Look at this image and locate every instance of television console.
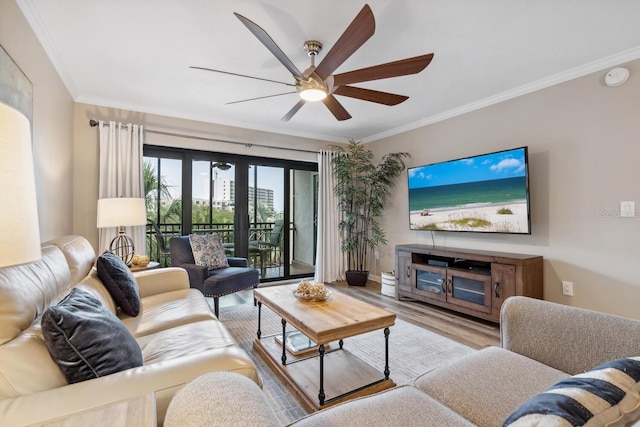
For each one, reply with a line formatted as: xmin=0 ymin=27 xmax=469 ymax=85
xmin=395 ymin=244 xmax=543 ymax=323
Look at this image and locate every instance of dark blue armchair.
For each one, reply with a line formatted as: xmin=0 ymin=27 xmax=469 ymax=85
xmin=169 ymin=236 xmax=259 ymax=318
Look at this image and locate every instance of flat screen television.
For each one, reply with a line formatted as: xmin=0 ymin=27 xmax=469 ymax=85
xmin=407 ymin=146 xmax=531 ymax=234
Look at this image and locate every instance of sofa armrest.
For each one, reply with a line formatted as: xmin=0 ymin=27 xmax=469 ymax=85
xmin=227 ymin=257 xmax=249 ymax=268
xmin=0 ymin=347 xmax=260 ymax=427
xmin=165 ymin=372 xmax=280 ymax=427
xmin=133 ymin=267 xmax=189 ymax=298
xmin=500 ymin=296 xmax=640 ymax=375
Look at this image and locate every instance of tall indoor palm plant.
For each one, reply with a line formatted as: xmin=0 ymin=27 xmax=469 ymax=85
xmin=332 ymin=140 xmax=409 ymax=286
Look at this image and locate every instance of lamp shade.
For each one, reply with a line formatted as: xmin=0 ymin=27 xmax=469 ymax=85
xmin=0 ymin=102 xmax=41 ymax=268
xmin=97 ymin=198 xmax=147 ymax=228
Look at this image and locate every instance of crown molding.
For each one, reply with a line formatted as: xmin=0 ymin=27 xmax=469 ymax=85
xmin=362 ymin=46 xmax=640 ymax=144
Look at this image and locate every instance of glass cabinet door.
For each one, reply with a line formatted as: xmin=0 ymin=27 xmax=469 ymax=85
xmin=447 ymin=269 xmax=492 ymax=314
xmin=412 ymin=264 xmax=447 ymax=302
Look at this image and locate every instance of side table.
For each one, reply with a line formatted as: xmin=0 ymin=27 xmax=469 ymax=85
xmin=130 ymin=261 xmax=160 ymax=272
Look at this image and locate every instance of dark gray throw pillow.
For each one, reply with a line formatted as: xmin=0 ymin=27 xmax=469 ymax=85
xmin=96 ymin=251 xmax=141 ymax=316
xmin=41 ymin=288 xmax=143 ymax=384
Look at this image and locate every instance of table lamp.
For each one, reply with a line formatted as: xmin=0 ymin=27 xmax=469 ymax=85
xmin=0 ymin=102 xmax=41 ymax=268
xmin=97 ymin=197 xmax=146 ymax=265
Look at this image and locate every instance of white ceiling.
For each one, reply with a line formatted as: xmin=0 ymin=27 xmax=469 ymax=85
xmin=18 ymin=0 xmax=640 ymax=142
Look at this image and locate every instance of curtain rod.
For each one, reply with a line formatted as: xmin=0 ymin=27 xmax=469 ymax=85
xmin=88 ymin=119 xmax=319 ymax=154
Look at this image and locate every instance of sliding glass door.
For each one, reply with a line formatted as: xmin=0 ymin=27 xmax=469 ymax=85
xmin=246 ymin=164 xmax=317 ymax=280
xmin=143 ymin=146 xmax=317 ymax=282
xmin=290 ymin=168 xmax=317 ymax=277
xmin=248 ymin=165 xmax=284 ymax=280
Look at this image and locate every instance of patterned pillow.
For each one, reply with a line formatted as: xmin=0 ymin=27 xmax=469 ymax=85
xmin=189 ymin=234 xmax=229 ymax=270
xmin=503 ymin=357 xmax=640 ymax=427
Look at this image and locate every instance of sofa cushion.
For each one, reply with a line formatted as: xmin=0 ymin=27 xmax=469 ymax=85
xmin=137 ymin=320 xmax=237 ymax=363
xmin=75 ymin=270 xmax=118 ymax=314
xmin=291 ymin=385 xmax=475 ymax=427
xmin=189 ymin=234 xmax=229 ymax=270
xmin=45 ymin=235 xmax=96 ymax=285
xmin=0 ymin=244 xmax=71 ymax=346
xmin=503 ymin=357 xmax=640 ymax=427
xmin=119 ymin=289 xmax=216 ymax=338
xmin=414 ymin=346 xmax=569 ymax=427
xmin=96 ymin=251 xmax=141 ymax=316
xmin=203 ymin=267 xmax=259 ymax=297
xmin=41 ymin=288 xmax=143 ymax=384
xmin=500 ymin=296 xmax=640 ymax=376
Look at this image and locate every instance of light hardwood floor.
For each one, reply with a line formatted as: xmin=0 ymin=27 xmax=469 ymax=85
xmin=219 ymin=281 xmax=500 ymax=350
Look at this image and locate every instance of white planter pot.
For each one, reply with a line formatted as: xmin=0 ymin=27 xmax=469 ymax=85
xmin=381 ymin=271 xmax=396 ymax=297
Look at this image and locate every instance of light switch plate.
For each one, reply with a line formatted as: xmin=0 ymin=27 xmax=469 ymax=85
xmin=621 ymin=201 xmax=635 ymax=217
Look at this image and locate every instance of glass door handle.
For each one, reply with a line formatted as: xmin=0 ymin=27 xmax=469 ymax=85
xmin=494 ymin=281 xmax=500 ymax=298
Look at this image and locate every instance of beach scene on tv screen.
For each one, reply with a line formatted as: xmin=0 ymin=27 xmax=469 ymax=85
xmin=408 ymin=148 xmax=530 ymax=233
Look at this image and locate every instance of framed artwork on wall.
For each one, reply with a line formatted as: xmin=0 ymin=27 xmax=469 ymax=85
xmin=0 ymin=43 xmax=33 ymax=127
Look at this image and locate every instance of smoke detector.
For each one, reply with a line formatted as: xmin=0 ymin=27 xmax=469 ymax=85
xmin=605 ymin=67 xmax=630 ymax=87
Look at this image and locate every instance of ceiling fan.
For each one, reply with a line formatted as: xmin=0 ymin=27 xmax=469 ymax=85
xmin=191 ymin=4 xmax=434 ymax=122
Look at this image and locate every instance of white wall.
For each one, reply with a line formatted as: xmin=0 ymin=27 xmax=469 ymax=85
xmin=0 ymin=0 xmax=74 ymax=242
xmin=370 ymin=59 xmax=640 ymax=319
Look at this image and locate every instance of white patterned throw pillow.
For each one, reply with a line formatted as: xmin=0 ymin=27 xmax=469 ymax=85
xmin=503 ymin=357 xmax=640 ymax=427
xmin=189 ymin=234 xmax=229 ymax=270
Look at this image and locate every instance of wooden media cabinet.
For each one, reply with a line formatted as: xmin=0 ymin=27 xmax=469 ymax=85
xmin=395 ymin=244 xmax=543 ymax=323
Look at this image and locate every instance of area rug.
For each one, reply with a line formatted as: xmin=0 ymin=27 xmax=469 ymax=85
xmin=217 ymin=301 xmax=476 ymax=425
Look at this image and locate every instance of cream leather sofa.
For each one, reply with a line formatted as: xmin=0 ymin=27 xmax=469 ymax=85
xmin=0 ymin=235 xmax=260 ymax=426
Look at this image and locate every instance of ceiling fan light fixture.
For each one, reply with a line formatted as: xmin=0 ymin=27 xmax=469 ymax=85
xmin=299 ymin=88 xmax=327 ymax=102
xmin=216 ymin=5 xmax=432 ymax=121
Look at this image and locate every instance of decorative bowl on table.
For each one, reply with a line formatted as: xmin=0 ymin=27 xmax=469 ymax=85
xmin=293 ymin=281 xmax=332 ymax=301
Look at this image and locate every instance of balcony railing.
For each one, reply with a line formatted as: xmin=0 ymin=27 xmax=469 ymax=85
xmin=145 ymin=222 xmax=284 ymax=275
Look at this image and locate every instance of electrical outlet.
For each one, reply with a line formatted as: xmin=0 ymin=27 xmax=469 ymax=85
xmin=374 ymin=250 xmax=380 ymax=260
xmin=562 ymin=281 xmax=574 ymax=296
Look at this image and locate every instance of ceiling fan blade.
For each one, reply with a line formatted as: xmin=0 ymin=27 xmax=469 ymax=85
xmin=332 ymin=54 xmax=434 ymax=87
xmin=313 ymin=4 xmax=375 ymax=81
xmin=227 ymin=91 xmax=298 ymax=105
xmin=322 ymin=95 xmax=352 ymax=121
xmin=333 ymin=86 xmax=408 ymax=106
xmin=234 ymin=13 xmax=304 ymax=80
xmin=190 ymin=66 xmax=295 ymax=87
xmin=281 ymin=99 xmax=306 ymax=122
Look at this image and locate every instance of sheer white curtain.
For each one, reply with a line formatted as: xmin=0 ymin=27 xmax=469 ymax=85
xmin=314 ymin=150 xmax=345 ymax=283
xmin=98 ymin=121 xmax=145 ymax=254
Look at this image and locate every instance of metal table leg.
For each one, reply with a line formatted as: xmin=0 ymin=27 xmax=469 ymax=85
xmin=384 ymin=327 xmax=390 ymax=379
xmin=256 ymin=301 xmax=262 ymax=339
xmin=281 ymin=318 xmax=287 ymax=365
xmin=318 ymin=344 xmax=326 ymax=406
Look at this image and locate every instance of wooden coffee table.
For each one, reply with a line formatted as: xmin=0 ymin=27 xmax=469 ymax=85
xmin=253 ymin=285 xmax=396 ymax=412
